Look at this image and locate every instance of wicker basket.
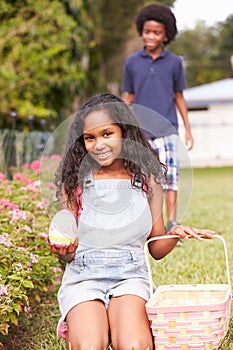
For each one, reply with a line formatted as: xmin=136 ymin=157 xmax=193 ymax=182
xmin=144 ymin=234 xmax=232 ymax=350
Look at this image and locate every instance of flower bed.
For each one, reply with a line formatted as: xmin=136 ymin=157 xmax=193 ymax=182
xmin=0 ymin=161 xmax=61 ymax=335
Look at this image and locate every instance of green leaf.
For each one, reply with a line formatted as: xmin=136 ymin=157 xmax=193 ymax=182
xmin=22 ymin=280 xmax=34 ymax=289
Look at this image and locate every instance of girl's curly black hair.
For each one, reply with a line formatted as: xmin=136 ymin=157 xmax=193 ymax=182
xmin=54 ymin=93 xmax=167 ymax=209
xmin=136 ymin=3 xmax=177 ymax=44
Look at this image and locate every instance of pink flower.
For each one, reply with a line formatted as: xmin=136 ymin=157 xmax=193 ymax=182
xmin=30 ymin=160 xmax=41 ymax=169
xmin=30 ymin=253 xmax=39 ymax=264
xmin=13 ymin=172 xmax=23 ymax=180
xmin=21 ymin=225 xmax=32 ymax=233
xmin=26 ymin=261 xmax=32 ymax=270
xmin=30 ymin=160 xmax=41 ymax=174
xmin=35 ymin=201 xmax=45 ymax=210
xmin=40 ymin=155 xmax=49 ymax=161
xmin=21 ymin=163 xmax=30 ymax=169
xmin=0 ymin=200 xmax=19 ymax=210
xmin=13 ymin=173 xmax=32 ymax=185
xmin=0 ymin=284 xmax=8 ymax=296
xmin=0 ymin=234 xmax=11 ymax=247
xmin=24 ymin=306 xmax=31 ymax=313
xmin=50 ymin=154 xmax=62 ymax=160
xmin=38 ymin=232 xmax=48 ymax=240
xmin=9 ymin=209 xmax=29 ymax=224
xmin=0 ymin=173 xmax=5 ymax=180
xmin=17 ymin=247 xmax=26 ymax=252
xmin=15 ymin=263 xmax=23 ymax=271
xmin=7 ymin=186 xmax=12 ymax=194
xmin=47 ymin=182 xmax=56 ymax=189
xmin=24 ymin=306 xmax=33 ymax=317
xmin=25 ymin=183 xmax=40 ymax=193
xmin=50 ymin=266 xmax=63 ymax=273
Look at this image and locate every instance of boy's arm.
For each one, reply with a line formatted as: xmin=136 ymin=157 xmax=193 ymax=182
xmin=175 ymin=91 xmax=194 ymax=150
xmin=122 ymin=92 xmax=135 ymax=105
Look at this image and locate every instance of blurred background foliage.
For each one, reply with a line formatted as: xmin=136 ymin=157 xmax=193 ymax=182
xmin=0 ymin=0 xmax=232 ymax=129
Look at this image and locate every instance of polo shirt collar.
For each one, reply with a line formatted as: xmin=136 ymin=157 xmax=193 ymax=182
xmin=140 ymin=48 xmax=167 ymax=59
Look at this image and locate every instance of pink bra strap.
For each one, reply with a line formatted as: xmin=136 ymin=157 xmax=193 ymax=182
xmin=77 ymin=186 xmax=82 ymax=220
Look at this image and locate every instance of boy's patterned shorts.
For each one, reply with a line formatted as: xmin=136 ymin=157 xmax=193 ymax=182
xmin=150 ymin=134 xmax=178 ymax=191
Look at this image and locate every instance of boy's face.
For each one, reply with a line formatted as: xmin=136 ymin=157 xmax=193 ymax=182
xmin=142 ymin=20 xmax=168 ymax=54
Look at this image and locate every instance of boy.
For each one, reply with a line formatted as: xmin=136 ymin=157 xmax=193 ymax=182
xmin=122 ymin=3 xmax=194 ymax=231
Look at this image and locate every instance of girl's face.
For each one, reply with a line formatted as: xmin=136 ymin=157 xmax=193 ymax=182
xmin=83 ymin=110 xmax=123 ymax=168
xmin=142 ymin=20 xmax=168 ymax=54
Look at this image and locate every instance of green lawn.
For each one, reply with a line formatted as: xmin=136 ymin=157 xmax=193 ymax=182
xmin=1 ymin=167 xmax=232 ymax=350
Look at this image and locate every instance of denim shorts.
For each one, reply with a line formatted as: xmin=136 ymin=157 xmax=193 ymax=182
xmin=58 ymin=248 xmax=150 ymax=320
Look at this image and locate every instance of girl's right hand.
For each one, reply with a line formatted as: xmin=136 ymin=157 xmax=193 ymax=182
xmin=48 ymin=239 xmax=78 ymax=262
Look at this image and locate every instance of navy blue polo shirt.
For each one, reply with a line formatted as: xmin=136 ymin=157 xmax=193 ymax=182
xmin=122 ymin=49 xmax=187 ymax=137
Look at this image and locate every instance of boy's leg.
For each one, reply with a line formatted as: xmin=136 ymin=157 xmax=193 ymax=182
xmin=163 ymin=134 xmax=179 ymax=226
xmin=66 ymin=300 xmax=109 ymax=350
xmin=108 ymin=295 xmax=153 ymax=350
xmin=150 ymin=135 xmax=179 ymax=226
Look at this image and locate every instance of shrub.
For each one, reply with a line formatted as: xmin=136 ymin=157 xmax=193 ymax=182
xmin=0 ymin=163 xmax=61 ymax=335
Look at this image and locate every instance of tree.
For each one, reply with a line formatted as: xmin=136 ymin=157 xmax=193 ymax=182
xmin=83 ymin=0 xmax=176 ymax=97
xmin=0 ymin=0 xmax=178 ymax=128
xmin=169 ymin=17 xmax=233 ymax=87
xmin=218 ymin=15 xmax=233 ymax=77
xmin=0 ymin=0 xmax=91 ymax=127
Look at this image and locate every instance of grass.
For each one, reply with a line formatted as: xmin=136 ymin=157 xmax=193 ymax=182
xmin=1 ymin=167 xmax=233 ymax=350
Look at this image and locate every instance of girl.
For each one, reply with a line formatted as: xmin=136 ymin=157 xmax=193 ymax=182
xmin=49 ymin=93 xmax=214 ymax=350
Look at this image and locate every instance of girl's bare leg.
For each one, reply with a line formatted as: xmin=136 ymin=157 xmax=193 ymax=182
xmin=66 ymin=300 xmax=109 ymax=350
xmin=108 ymin=295 xmax=153 ymax=350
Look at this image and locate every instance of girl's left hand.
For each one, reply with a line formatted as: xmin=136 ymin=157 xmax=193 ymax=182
xmin=169 ymin=224 xmax=215 ymax=240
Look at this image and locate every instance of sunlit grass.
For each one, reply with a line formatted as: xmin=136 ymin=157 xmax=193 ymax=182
xmin=152 ymin=166 xmax=233 ymax=350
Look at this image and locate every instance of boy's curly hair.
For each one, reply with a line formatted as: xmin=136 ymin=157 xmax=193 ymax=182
xmin=136 ymin=3 xmax=177 ymax=44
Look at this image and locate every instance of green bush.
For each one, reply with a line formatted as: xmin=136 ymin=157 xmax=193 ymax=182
xmin=0 ymin=163 xmax=61 ymax=335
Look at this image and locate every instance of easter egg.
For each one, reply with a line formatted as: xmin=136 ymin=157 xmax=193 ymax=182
xmin=49 ymin=209 xmax=78 ymax=247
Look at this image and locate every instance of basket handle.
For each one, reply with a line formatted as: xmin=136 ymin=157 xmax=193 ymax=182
xmin=144 ymin=234 xmax=232 ymax=298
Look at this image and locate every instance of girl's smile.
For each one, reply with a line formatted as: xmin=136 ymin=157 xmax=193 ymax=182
xmin=83 ymin=111 xmax=123 ymax=168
